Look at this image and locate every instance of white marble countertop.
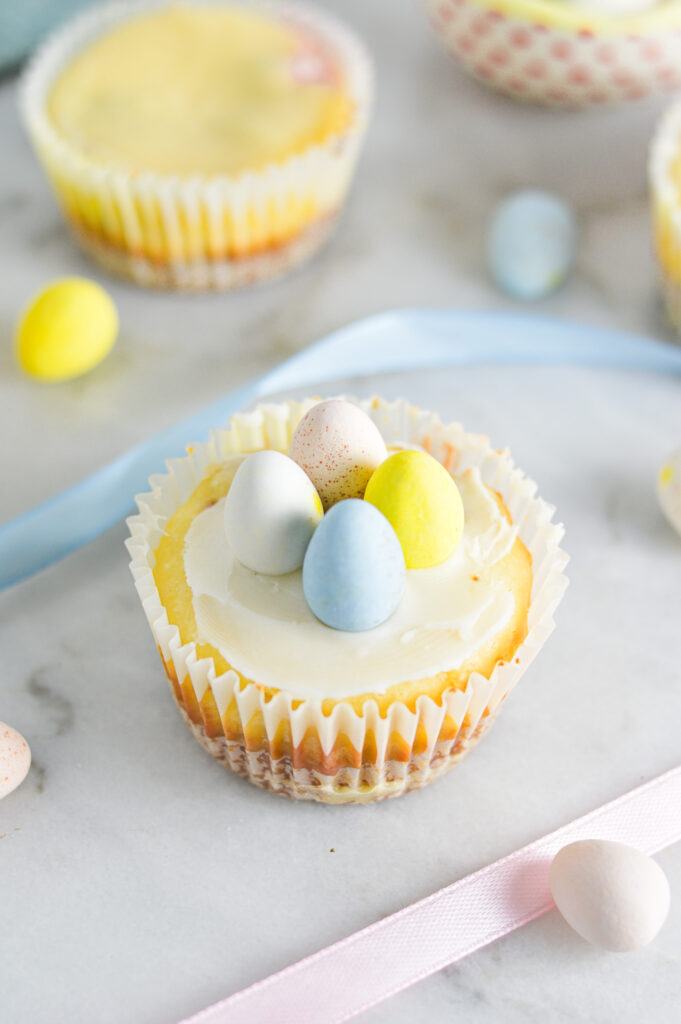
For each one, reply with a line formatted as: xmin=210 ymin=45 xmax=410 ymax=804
xmin=1 ymin=2 xmax=681 ymax=1022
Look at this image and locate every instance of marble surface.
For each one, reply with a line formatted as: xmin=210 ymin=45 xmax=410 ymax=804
xmin=1 ymin=2 xmax=681 ymax=1022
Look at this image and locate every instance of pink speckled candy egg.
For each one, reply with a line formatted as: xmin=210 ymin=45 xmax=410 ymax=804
xmin=289 ymin=400 xmax=388 ymax=510
xmin=0 ymin=722 xmax=31 ymax=799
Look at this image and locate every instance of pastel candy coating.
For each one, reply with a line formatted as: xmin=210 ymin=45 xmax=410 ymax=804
xmin=488 ymin=190 xmax=576 ymax=301
xmin=364 ymin=450 xmax=464 ymax=569
xmin=302 ymin=499 xmax=406 ymax=631
xmin=658 ymin=448 xmax=681 ymax=538
xmin=16 ymin=277 xmax=118 ymax=381
xmin=550 ymin=840 xmax=670 ymax=952
xmin=224 ymin=450 xmax=323 ymax=575
xmin=0 ymin=722 xmax=31 ymax=800
xmin=289 ymin=400 xmax=388 ymax=510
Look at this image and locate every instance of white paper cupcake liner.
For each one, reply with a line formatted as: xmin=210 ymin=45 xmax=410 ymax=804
xmin=649 ymin=100 xmax=681 ymax=333
xmin=126 ymin=397 xmax=569 ymax=803
xmin=20 ymin=0 xmax=373 ymax=291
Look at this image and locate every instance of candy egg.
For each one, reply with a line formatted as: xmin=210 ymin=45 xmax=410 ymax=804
xmin=550 ymin=840 xmax=670 ymax=952
xmin=303 ymin=499 xmax=406 ymax=631
xmin=658 ymin=448 xmax=681 ymax=538
xmin=364 ymin=450 xmax=464 ymax=569
xmin=289 ymin=400 xmax=387 ymax=510
xmin=16 ymin=277 xmax=118 ymax=382
xmin=488 ymin=190 xmax=576 ymax=301
xmin=224 ymin=450 xmax=323 ymax=575
xmin=0 ymin=722 xmax=31 ymax=800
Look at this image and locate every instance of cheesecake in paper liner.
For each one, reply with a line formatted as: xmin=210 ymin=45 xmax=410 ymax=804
xmin=650 ymin=100 xmax=681 ymax=332
xmin=20 ymin=1 xmax=372 ymax=291
xmin=126 ymin=397 xmax=568 ymax=803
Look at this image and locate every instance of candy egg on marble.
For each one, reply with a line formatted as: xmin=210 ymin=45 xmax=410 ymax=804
xmin=488 ymin=190 xmax=576 ymax=301
xmin=364 ymin=450 xmax=464 ymax=569
xmin=550 ymin=840 xmax=670 ymax=952
xmin=0 ymin=722 xmax=31 ymax=800
xmin=657 ymin=448 xmax=681 ymax=537
xmin=16 ymin=277 xmax=118 ymax=382
xmin=224 ymin=450 xmax=323 ymax=575
xmin=289 ymin=399 xmax=388 ymax=511
xmin=303 ymin=499 xmax=406 ymax=631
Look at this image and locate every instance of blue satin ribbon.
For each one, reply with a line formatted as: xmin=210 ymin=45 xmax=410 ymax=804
xmin=2 ymin=308 xmax=681 ymax=591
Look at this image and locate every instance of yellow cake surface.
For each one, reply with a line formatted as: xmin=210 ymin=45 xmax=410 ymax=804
xmin=153 ymin=458 xmax=533 ymax=717
xmin=47 ymin=5 xmax=353 ymax=177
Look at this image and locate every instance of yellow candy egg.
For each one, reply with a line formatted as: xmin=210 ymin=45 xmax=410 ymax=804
xmin=16 ymin=277 xmax=118 ymax=382
xmin=364 ymin=450 xmax=464 ymax=569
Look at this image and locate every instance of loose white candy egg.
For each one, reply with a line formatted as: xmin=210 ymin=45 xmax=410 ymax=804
xmin=658 ymin=448 xmax=681 ymax=537
xmin=224 ymin=450 xmax=323 ymax=575
xmin=0 ymin=722 xmax=31 ymax=800
xmin=289 ymin=400 xmax=388 ymax=510
xmin=488 ymin=190 xmax=576 ymax=301
xmin=550 ymin=839 xmax=670 ymax=951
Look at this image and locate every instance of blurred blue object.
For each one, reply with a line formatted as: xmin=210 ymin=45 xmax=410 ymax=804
xmin=0 ymin=0 xmax=98 ymax=72
xmin=488 ymin=190 xmax=577 ymax=302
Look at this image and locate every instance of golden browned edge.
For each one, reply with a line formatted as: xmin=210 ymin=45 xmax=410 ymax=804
xmin=63 ymin=209 xmax=338 ymax=290
xmin=151 ymin=459 xmax=532 ymax=785
xmin=176 ymin=699 xmax=499 ymax=803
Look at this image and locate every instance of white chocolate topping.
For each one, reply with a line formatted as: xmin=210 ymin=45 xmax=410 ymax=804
xmin=183 ymin=464 xmax=518 ymax=699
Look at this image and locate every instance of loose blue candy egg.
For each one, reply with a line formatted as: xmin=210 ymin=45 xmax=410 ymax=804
xmin=302 ymin=499 xmax=406 ymax=632
xmin=488 ymin=190 xmax=576 ymax=300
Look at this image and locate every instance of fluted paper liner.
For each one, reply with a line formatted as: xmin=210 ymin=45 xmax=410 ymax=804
xmin=20 ymin=0 xmax=372 ymax=291
xmin=425 ymin=0 xmax=681 ymax=109
xmin=126 ymin=398 xmax=568 ymax=803
xmin=650 ymin=100 xmax=681 ymax=332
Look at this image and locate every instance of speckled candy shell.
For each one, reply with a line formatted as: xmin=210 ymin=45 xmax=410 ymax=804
xmin=0 ymin=722 xmax=31 ymax=800
xmin=289 ymin=399 xmax=388 ymax=510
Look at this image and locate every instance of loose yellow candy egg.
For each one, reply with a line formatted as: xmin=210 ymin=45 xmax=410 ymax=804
xmin=364 ymin=450 xmax=464 ymax=569
xmin=16 ymin=277 xmax=118 ymax=382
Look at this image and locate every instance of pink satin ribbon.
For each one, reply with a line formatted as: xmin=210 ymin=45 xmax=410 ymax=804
xmin=182 ymin=765 xmax=681 ymax=1024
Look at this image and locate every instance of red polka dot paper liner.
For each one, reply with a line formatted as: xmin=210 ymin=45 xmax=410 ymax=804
xmin=424 ymin=0 xmax=681 ymax=107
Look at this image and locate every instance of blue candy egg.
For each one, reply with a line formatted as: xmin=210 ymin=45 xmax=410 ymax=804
xmin=302 ymin=499 xmax=406 ymax=632
xmin=488 ymin=190 xmax=576 ymax=301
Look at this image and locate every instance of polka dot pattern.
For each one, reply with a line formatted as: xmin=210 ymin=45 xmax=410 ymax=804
xmin=425 ymin=0 xmax=681 ymax=106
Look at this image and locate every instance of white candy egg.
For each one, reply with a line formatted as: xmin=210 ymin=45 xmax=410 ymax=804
xmin=0 ymin=722 xmax=31 ymax=800
xmin=289 ymin=399 xmax=387 ymax=510
xmin=224 ymin=450 xmax=323 ymax=575
xmin=658 ymin=448 xmax=681 ymax=538
xmin=550 ymin=840 xmax=670 ymax=952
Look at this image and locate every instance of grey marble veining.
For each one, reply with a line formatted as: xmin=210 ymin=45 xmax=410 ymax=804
xmin=1 ymin=2 xmax=681 ymax=1023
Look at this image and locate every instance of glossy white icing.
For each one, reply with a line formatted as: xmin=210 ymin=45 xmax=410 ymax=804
xmin=183 ymin=464 xmax=518 ymax=698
